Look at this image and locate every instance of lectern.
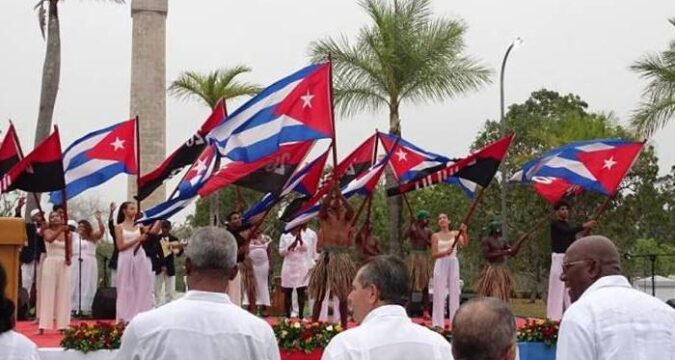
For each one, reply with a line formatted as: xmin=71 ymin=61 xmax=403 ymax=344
xmin=0 ymin=218 xmax=27 ymax=317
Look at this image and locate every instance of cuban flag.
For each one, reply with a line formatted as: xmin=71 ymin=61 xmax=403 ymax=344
xmin=207 ymin=63 xmax=333 ymax=163
xmin=49 ymin=119 xmax=137 ymax=204
xmin=136 ymin=144 xmax=219 ymax=225
xmin=378 ymin=132 xmax=477 ymax=198
xmin=284 ymin=153 xmax=389 ymax=231
xmin=510 ymin=139 xmax=645 ymax=200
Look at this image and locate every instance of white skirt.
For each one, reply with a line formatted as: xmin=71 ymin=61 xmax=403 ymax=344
xmin=116 ymin=247 xmax=153 ymax=322
xmin=71 ymin=254 xmax=98 ymax=313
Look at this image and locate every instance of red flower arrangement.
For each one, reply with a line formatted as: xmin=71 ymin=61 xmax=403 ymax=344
xmin=517 ymin=319 xmax=560 ymax=346
xmin=273 ymin=318 xmax=343 ymax=353
xmin=60 ymin=322 xmax=126 ymax=353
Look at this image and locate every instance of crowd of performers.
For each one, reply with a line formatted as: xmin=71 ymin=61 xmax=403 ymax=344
xmin=14 ymin=181 xmax=599 ymax=331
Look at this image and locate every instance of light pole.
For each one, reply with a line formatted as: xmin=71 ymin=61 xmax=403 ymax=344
xmin=499 ymin=37 xmax=523 ymax=244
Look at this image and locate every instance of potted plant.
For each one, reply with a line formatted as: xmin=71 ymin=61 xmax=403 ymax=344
xmin=517 ymin=319 xmax=559 ymax=360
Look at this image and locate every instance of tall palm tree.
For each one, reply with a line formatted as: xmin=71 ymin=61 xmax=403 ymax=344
xmin=169 ymin=65 xmax=260 ymax=225
xmin=309 ymin=0 xmax=491 ymax=255
xmin=27 ymin=0 xmax=124 ymax=219
xmin=631 ymin=18 xmax=675 ymax=137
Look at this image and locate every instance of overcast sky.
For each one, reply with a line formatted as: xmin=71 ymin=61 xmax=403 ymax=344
xmin=1 ymin=0 xmax=674 ymax=222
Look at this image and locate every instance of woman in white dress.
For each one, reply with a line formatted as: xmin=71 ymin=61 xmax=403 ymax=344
xmin=71 ymin=212 xmax=104 ymax=315
xmin=114 ymin=202 xmax=158 ymax=323
xmin=38 ymin=212 xmax=72 ymax=333
xmin=248 ymin=232 xmax=272 ymax=315
xmin=431 ymin=213 xmax=468 ymax=328
xmin=279 ymin=227 xmax=313 ymax=319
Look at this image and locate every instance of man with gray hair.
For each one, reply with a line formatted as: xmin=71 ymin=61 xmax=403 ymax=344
xmin=557 ymin=235 xmax=675 ymax=360
xmin=116 ymin=227 xmax=280 ymax=360
xmin=451 ymin=298 xmax=517 ymax=360
xmin=321 ymin=255 xmax=453 ymax=360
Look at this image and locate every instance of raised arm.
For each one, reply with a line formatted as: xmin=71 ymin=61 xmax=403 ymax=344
xmin=91 ymin=211 xmax=105 ymax=241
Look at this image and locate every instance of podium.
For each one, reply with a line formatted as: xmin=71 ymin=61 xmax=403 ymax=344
xmin=0 ymin=217 xmax=27 ymax=317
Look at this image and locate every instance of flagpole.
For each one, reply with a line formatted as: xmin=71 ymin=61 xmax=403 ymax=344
xmin=9 ymin=120 xmax=44 ymax=216
xmin=54 ymin=125 xmax=71 ymax=265
xmin=327 ymin=56 xmax=339 ymax=173
xmin=581 ymin=194 xmax=615 ymax=236
xmin=510 ymin=211 xmax=551 ymax=257
xmin=350 ymin=194 xmax=371 ymax=228
xmin=135 ymin=115 xmax=141 ymax=212
xmin=450 ymin=187 xmax=487 ymax=252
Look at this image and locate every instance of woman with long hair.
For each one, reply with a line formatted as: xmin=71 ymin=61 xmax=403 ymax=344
xmin=38 ymin=211 xmax=72 ymax=334
xmin=0 ymin=262 xmax=39 ymax=359
xmin=71 ymin=211 xmax=105 ymax=315
xmin=431 ymin=213 xmax=467 ymax=328
xmin=247 ymin=230 xmax=272 ymax=315
xmin=115 ymin=202 xmax=158 ymax=323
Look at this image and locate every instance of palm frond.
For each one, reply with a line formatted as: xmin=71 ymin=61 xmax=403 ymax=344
xmin=309 ymin=0 xmax=491 ymax=120
xmin=631 ymin=19 xmax=675 ymax=137
xmin=631 ymin=98 xmax=675 ymax=137
xmin=169 ymin=66 xmax=260 ymax=109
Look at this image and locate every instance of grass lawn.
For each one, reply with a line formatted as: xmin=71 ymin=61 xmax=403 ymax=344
xmin=511 ymin=298 xmax=546 ymax=319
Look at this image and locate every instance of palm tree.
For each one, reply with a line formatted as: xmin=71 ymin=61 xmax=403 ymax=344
xmin=27 ymin=0 xmax=124 ymax=219
xmin=169 ymin=65 xmax=260 ymax=225
xmin=309 ymin=0 xmax=491 ymax=255
xmin=631 ymin=18 xmax=675 ymax=137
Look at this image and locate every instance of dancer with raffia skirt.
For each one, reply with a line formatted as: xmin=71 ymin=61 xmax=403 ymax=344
xmin=475 ymin=220 xmax=515 ymax=302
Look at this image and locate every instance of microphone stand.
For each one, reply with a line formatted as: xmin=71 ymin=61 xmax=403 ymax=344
xmin=626 ymin=253 xmax=675 ymax=297
xmin=76 ymin=234 xmax=84 ymax=318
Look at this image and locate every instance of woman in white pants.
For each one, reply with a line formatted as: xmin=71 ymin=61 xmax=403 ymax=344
xmin=431 ymin=213 xmax=467 ymax=328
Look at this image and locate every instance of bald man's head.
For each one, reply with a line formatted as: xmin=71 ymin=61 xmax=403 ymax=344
xmin=561 ymin=235 xmax=622 ymax=302
xmin=452 ymin=298 xmax=516 ymax=360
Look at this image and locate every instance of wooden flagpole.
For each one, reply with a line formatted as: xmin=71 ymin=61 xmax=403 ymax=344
xmin=135 ymin=115 xmax=141 ymax=212
xmin=510 ymin=212 xmax=551 ymax=256
xmin=53 ymin=125 xmax=71 ymax=264
xmin=327 ymin=55 xmax=339 ymax=173
xmin=450 ymin=187 xmax=487 ymax=252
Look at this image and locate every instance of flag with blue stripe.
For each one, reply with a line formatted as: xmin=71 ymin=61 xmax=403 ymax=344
xmin=136 ymin=144 xmax=220 ymax=225
xmin=207 ymin=63 xmax=333 ymax=163
xmin=49 ymin=119 xmax=137 ymax=205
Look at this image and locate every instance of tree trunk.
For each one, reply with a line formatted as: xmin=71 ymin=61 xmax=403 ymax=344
xmin=26 ymin=0 xmax=61 ymax=220
xmin=386 ymin=103 xmax=404 ymax=256
xmin=209 ymin=193 xmax=220 ymax=226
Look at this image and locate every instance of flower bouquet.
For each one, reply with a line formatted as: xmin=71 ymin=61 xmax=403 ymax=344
xmin=60 ymin=322 xmax=126 ymax=353
xmin=273 ymin=318 xmax=343 ymax=354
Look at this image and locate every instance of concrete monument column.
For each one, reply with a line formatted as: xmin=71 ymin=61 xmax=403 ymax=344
xmin=128 ymin=0 xmax=167 ymax=208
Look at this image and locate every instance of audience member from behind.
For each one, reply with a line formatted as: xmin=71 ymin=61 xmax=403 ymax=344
xmin=116 ymin=226 xmax=280 ymax=360
xmin=0 ymin=262 xmax=39 ymax=360
xmin=451 ymin=298 xmax=516 ymax=360
xmin=321 ymin=255 xmax=453 ymax=360
xmin=557 ymin=235 xmax=675 ymax=360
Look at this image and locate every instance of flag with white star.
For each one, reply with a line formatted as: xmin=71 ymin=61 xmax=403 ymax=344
xmin=207 ymin=63 xmax=333 ymax=163
xmin=49 ymin=118 xmax=137 ymax=204
xmin=510 ymin=138 xmax=645 ymax=201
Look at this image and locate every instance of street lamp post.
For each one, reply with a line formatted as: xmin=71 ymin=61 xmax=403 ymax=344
xmin=499 ymin=37 xmax=523 ymax=244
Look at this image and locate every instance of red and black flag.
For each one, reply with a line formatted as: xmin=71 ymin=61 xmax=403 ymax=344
xmin=279 ymin=134 xmax=377 ymax=221
xmin=2 ymin=129 xmax=65 ymax=193
xmin=387 ymin=134 xmax=515 ymax=196
xmin=0 ymin=123 xmax=21 ymax=176
xmin=136 ymin=100 xmax=226 ymax=200
xmin=198 ymin=141 xmax=314 ymax=197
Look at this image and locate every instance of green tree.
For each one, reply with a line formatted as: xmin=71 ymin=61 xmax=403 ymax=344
xmin=472 ymin=89 xmax=664 ymax=299
xmin=168 ymin=66 xmax=260 ymax=224
xmin=631 ymin=18 xmax=675 ymax=137
xmin=27 ymin=0 xmax=125 ymax=218
xmin=309 ymin=0 xmax=491 ymax=255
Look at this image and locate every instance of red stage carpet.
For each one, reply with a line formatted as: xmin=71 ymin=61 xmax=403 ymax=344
xmin=16 ymin=317 xmax=530 ymax=348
